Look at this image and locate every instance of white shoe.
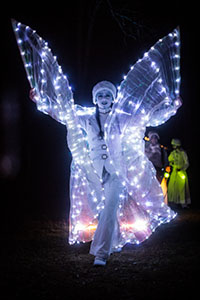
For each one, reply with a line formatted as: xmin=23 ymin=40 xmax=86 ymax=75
xmin=93 ymin=258 xmax=107 ymax=266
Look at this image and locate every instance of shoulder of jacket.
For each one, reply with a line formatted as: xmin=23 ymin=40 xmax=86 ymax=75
xmin=75 ymin=105 xmax=96 ymax=118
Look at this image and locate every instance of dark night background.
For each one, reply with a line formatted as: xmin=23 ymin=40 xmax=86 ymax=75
xmin=0 ymin=1 xmax=198 ymax=229
xmin=0 ymin=2 xmax=199 ymax=299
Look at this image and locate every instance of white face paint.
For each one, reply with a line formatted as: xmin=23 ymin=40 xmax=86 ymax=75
xmin=95 ymin=89 xmax=113 ymax=109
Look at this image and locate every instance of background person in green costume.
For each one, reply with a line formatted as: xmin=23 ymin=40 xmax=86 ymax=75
xmin=168 ymin=139 xmax=191 ymax=208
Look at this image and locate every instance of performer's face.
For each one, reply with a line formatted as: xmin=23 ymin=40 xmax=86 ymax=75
xmin=150 ymin=136 xmax=158 ymax=145
xmin=96 ymin=89 xmax=113 ymax=109
xmin=173 ymin=145 xmax=179 ymax=149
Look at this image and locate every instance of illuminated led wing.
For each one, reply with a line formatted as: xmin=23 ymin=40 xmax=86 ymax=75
xmin=11 ymin=19 xmax=73 ymax=124
xmin=12 ymin=20 xmax=101 ymax=201
xmin=111 ymin=27 xmax=182 ymax=129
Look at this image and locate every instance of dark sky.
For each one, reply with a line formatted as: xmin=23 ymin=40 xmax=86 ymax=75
xmin=0 ymin=1 xmax=198 ymax=224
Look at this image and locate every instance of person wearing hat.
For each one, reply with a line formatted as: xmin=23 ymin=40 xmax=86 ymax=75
xmin=24 ymin=23 xmax=181 ymax=268
xmin=167 ymin=139 xmax=191 ymax=208
xmin=30 ymin=80 xmax=124 ymax=266
xmin=145 ymin=131 xmax=168 ymax=183
xmin=145 ymin=131 xmax=169 ymax=204
xmin=29 ymin=79 xmax=177 ymax=266
xmin=78 ymin=81 xmax=123 ymax=265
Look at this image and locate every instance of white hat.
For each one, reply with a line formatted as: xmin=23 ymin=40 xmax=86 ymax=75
xmin=148 ymin=131 xmax=160 ymax=140
xmin=92 ymin=81 xmax=117 ymax=104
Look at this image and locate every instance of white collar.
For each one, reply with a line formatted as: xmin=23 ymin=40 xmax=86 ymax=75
xmin=98 ymin=107 xmax=112 ymax=114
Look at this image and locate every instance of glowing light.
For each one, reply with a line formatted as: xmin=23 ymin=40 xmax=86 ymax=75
xmin=174 ymin=100 xmax=180 ymax=108
xmin=121 ymin=219 xmax=148 ymax=231
xmin=12 ymin=20 xmax=180 ymax=248
xmin=145 ymin=201 xmax=153 ymax=207
xmin=74 ymin=223 xmax=97 ymax=233
xmin=41 ymin=51 xmax=46 ymax=58
xmin=164 ymin=172 xmax=170 ymax=179
xmin=178 ymin=171 xmax=186 ymax=180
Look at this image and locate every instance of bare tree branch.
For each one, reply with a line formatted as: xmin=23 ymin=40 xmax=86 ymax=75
xmin=106 ymin=0 xmax=154 ymax=43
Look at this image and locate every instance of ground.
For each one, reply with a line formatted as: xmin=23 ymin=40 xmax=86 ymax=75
xmin=1 ymin=208 xmax=200 ymax=300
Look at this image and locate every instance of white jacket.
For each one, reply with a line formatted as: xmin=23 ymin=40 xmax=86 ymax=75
xmin=79 ymin=112 xmax=116 ymax=177
xmin=13 ymin=21 xmax=181 ymax=247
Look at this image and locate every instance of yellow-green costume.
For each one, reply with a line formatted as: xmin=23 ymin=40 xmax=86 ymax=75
xmin=168 ymin=140 xmax=191 ymax=207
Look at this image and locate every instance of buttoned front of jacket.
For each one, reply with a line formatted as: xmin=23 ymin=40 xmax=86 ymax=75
xmin=79 ymin=113 xmax=116 ymax=177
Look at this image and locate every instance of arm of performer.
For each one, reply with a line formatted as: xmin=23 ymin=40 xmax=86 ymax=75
xmin=29 ymin=88 xmax=88 ymax=132
xmin=29 ymin=87 xmax=73 ymax=125
xmin=29 ymin=88 xmax=37 ymax=103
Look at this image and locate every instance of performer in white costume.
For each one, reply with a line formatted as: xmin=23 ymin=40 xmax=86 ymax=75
xmin=12 ymin=20 xmax=182 ymax=266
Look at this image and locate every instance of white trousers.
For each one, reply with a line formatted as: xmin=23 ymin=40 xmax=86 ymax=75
xmin=89 ymin=168 xmax=123 ymax=260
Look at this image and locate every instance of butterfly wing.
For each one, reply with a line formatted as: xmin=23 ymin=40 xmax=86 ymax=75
xmin=12 ymin=19 xmax=73 ymax=124
xmin=110 ymin=27 xmax=181 ymax=131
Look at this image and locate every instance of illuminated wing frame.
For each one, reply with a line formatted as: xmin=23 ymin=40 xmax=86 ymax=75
xmin=108 ymin=27 xmax=181 ymax=131
xmin=11 ymin=19 xmax=73 ymax=123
